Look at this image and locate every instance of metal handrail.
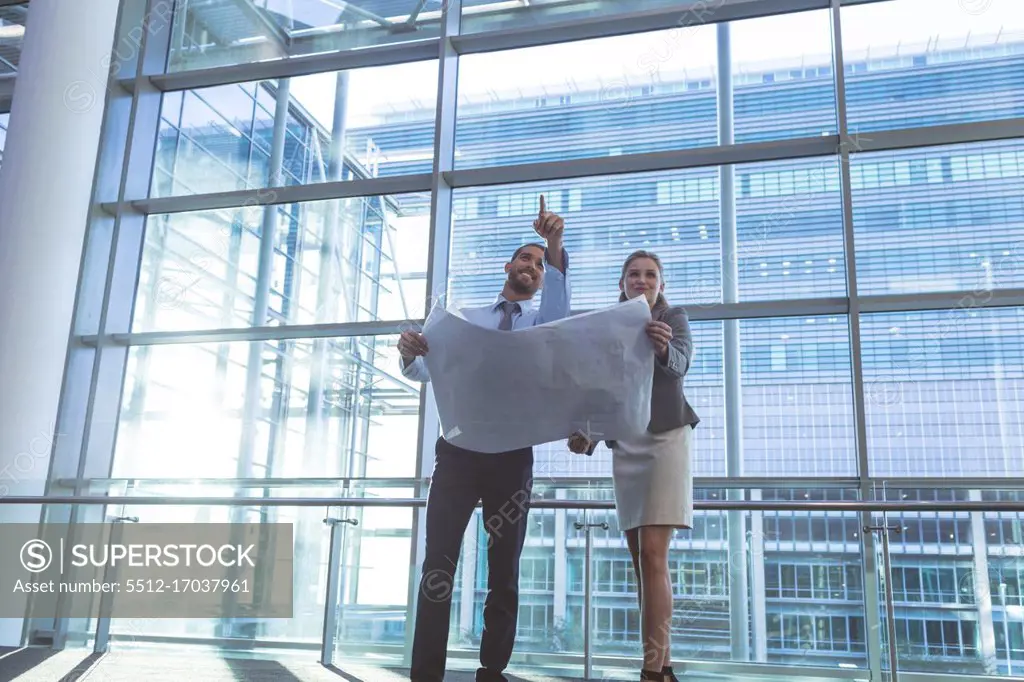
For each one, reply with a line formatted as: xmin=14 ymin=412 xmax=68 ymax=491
xmin=52 ymin=476 xmax=1024 ymax=490
xmin=4 ymin=495 xmax=1024 ymax=512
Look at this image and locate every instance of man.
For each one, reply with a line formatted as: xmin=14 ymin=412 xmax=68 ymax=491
xmin=399 ymin=195 xmax=571 ymax=682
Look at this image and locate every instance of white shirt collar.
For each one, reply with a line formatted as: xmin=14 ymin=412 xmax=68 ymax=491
xmin=491 ymin=293 xmax=533 ymax=313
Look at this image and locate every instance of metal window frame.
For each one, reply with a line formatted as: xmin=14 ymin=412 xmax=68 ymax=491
xmin=45 ymin=475 xmax=1024 ymax=492
xmin=97 ymin=118 xmax=1024 ymax=216
xmin=827 ymin=2 xmax=885 ymax=679
xmin=73 ymin=285 xmax=1024 ymax=347
xmin=110 ymin=0 xmax=902 ymax=92
xmin=401 ymin=0 xmax=463 ymax=667
xmin=4 ymin=495 xmax=1024 ymax=512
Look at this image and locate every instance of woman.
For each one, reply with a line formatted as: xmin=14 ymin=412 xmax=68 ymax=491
xmin=568 ymin=250 xmax=699 ymax=682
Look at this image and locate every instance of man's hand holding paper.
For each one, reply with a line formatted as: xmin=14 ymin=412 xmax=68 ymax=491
xmin=421 ymin=295 xmax=655 ymax=453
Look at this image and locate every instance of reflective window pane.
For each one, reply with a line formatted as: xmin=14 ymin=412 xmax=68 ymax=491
xmin=134 ymin=193 xmax=429 ymax=332
xmin=730 ymin=10 xmax=837 ymax=143
xmin=733 ymin=156 xmax=846 ymax=301
xmin=447 ymin=159 xmax=844 ymax=311
xmin=590 ymin=497 xmax=871 ymax=674
xmin=852 ymin=139 xmax=1024 ymax=296
xmin=871 ymin=489 xmax=992 ymax=673
xmin=454 ymin=10 xmax=835 ymax=169
xmin=106 ymin=501 xmax=411 ymax=650
xmin=438 ymin=509 xmax=582 ymax=666
xmin=335 ymin=487 xmax=415 ymax=659
xmin=461 ymin=0 xmax=690 ymax=34
xmin=167 ymin=0 xmax=443 ymax=72
xmin=50 ymin=0 xmax=1024 ymax=673
xmin=152 ymin=61 xmax=438 ymax=197
xmin=741 ymin=316 xmax=856 ymax=477
xmin=113 ymin=335 xmax=420 ymax=479
xmin=862 ymin=309 xmax=1024 ymax=477
xmin=841 ymin=0 xmax=1024 ymax=131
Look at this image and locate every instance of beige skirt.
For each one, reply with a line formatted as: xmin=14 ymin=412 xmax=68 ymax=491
xmin=611 ymin=425 xmax=693 ymax=532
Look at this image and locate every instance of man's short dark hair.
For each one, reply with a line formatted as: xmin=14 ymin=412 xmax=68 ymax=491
xmin=510 ymin=242 xmax=545 ymax=262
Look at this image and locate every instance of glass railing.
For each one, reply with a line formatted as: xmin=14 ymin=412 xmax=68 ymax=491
xmin=3 ymin=485 xmax=1023 ymax=682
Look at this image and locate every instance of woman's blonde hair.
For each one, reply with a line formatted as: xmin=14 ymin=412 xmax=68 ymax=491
xmin=618 ymin=249 xmax=667 ymax=306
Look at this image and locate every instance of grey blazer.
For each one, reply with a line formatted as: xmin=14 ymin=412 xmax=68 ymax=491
xmin=588 ymin=299 xmax=700 ymax=453
xmin=646 ymin=300 xmax=700 ymax=433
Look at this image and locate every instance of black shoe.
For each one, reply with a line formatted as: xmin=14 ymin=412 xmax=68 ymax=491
xmin=662 ymin=665 xmax=680 ymax=681
xmin=475 ymin=667 xmax=508 ymax=682
xmin=640 ymin=670 xmax=664 ymax=681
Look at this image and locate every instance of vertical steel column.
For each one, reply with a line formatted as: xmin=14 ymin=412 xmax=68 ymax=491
xmin=749 ymin=489 xmax=768 ymax=661
xmin=236 ymin=78 xmax=291 ymax=481
xmin=828 ymin=1 xmax=886 ymax=678
xmin=219 ymin=75 xmax=291 ymax=641
xmin=999 ymin=583 xmax=1013 ymax=676
xmin=302 ymin=68 xmax=352 ymax=650
xmin=405 ymin=0 xmax=462 ymax=666
xmin=320 ymin=516 xmax=358 ymax=666
xmin=93 ymin=515 xmax=139 ymax=653
xmin=865 ymin=524 xmax=901 ymax=682
xmin=553 ymin=495 xmax=568 ymax=626
xmin=575 ymin=518 xmax=607 ymax=680
xmin=716 ymin=19 xmax=750 ymax=663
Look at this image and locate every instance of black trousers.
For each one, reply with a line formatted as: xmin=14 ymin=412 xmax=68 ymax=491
xmin=410 ymin=437 xmax=534 ymax=682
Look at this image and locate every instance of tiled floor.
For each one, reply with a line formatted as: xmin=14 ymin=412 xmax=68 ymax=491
xmin=0 ymin=647 xmax=593 ymax=681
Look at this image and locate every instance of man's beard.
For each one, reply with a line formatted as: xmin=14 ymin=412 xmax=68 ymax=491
xmin=507 ymin=270 xmax=536 ymax=295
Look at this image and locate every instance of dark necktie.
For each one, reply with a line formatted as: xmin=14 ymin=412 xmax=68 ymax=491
xmin=498 ymin=301 xmax=520 ymax=331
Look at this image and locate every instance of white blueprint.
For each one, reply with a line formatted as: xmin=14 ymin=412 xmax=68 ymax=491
xmin=422 ymin=296 xmax=655 ymax=453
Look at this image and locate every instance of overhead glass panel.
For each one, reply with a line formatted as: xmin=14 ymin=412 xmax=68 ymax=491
xmin=0 ymin=2 xmax=28 ymax=77
xmin=166 ymin=0 xmax=443 ymax=72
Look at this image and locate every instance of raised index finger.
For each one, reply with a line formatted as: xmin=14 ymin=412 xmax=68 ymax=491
xmin=539 ymin=194 xmax=546 ymax=216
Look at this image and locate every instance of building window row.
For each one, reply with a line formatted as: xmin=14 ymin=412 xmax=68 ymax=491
xmin=891 ymin=564 xmax=975 ymax=605
xmin=894 ymin=617 xmax=979 ymax=659
xmin=767 ymin=614 xmax=866 ymax=653
xmin=765 ymin=562 xmax=864 ymax=601
xmin=646 ymin=151 xmax=1023 ymax=206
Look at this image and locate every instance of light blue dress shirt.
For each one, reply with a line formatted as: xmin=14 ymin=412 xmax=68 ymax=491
xmin=401 ymin=249 xmax=572 ymax=383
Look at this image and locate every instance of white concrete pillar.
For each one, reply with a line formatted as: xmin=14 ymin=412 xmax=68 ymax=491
xmin=970 ymin=489 xmax=999 ymax=674
xmin=0 ymin=0 xmax=121 ymax=646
